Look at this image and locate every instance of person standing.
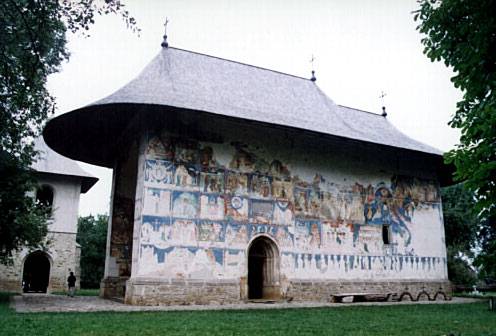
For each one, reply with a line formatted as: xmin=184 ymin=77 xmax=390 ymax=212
xmin=67 ymin=271 xmax=76 ymax=297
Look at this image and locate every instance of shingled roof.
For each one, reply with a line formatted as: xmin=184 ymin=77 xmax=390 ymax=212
xmin=32 ymin=137 xmax=98 ymax=193
xmin=43 ymin=46 xmax=443 ymax=168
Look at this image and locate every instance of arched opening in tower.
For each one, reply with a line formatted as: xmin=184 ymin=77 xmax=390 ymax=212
xmin=22 ymin=251 xmax=50 ymax=293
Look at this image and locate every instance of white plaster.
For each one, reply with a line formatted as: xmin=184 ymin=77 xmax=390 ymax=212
xmin=38 ymin=175 xmax=81 ymax=234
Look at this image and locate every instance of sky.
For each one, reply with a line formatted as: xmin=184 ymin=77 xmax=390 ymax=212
xmin=46 ymin=0 xmax=462 ymax=217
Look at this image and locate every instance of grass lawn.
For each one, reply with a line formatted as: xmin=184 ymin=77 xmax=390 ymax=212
xmin=0 ymin=293 xmax=495 ymax=336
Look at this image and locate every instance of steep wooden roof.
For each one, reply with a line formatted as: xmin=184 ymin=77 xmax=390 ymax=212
xmin=44 ymin=46 xmax=443 ymax=169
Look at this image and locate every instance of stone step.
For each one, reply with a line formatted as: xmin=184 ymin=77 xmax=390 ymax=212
xmin=247 ymin=299 xmax=278 ymax=304
xmin=109 ymin=296 xmax=125 ymax=304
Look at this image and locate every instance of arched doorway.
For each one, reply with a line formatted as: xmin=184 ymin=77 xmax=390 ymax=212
xmin=247 ymin=236 xmax=280 ymax=300
xmin=22 ymin=251 xmax=50 ymax=293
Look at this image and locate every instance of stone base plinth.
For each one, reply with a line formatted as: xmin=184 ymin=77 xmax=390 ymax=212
xmin=288 ymin=279 xmax=452 ymax=302
xmin=100 ymin=276 xmax=129 ymax=299
xmin=124 ymin=278 xmax=241 ymax=305
xmin=110 ymin=277 xmax=451 ymax=306
xmin=0 ymin=279 xmax=22 ymax=293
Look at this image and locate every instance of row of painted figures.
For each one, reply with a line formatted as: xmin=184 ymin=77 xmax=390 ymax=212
xmin=142 ymin=181 xmax=435 ymax=249
xmin=145 ymin=158 xmax=440 ymax=207
xmin=144 ymin=135 xmax=440 ymax=207
xmin=140 ymin=215 xmax=388 ymax=254
xmin=145 ymin=188 xmax=312 ymax=224
xmin=141 ymin=136 xmax=442 ymax=251
xmin=137 ymin=243 xmax=445 ymax=279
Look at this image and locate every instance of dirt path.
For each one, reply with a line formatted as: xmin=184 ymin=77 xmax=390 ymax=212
xmin=11 ymin=294 xmax=483 ymax=313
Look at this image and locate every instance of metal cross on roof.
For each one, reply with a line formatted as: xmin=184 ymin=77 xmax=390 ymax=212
xmin=161 ymin=17 xmax=170 ymax=48
xmin=379 ymin=91 xmax=387 ymax=102
xmin=379 ymin=91 xmax=387 ymax=116
xmin=310 ymin=54 xmax=316 ymax=82
xmin=310 ymin=54 xmax=316 ymax=70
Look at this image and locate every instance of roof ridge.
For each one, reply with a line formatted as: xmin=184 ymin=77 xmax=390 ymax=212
xmin=337 ymin=104 xmax=442 ymax=154
xmin=379 ymin=117 xmax=444 ymax=154
xmin=169 ymin=46 xmax=312 ymax=82
xmin=337 ymin=104 xmax=383 ymax=117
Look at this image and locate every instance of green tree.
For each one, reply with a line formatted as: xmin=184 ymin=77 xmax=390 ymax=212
xmin=441 ymin=184 xmax=478 ymax=285
xmin=474 ymin=217 xmax=496 ymax=280
xmin=415 ymin=0 xmax=496 ymax=277
xmin=0 ymin=0 xmax=138 ymax=263
xmin=0 ymin=152 xmax=50 ymax=264
xmin=77 ymin=214 xmax=108 ymax=289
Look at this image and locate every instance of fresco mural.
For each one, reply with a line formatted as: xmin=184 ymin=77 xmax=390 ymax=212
xmin=199 ymin=194 xmax=224 ymax=220
xmin=144 ymin=160 xmax=174 ymax=186
xmin=137 ymin=134 xmax=444 ymax=279
xmin=226 ymin=172 xmax=249 ymax=195
xmin=225 ymin=223 xmax=249 ymax=248
xmin=143 ymin=188 xmax=171 ymax=216
xmin=198 ymin=221 xmax=225 ymax=243
xmin=172 ymin=191 xmax=199 ymax=219
xmin=225 ymin=196 xmax=249 ymax=222
xmin=273 ymin=200 xmax=294 ymax=226
xmin=250 ymin=200 xmax=273 ymax=224
xmin=250 ymin=174 xmax=271 ymax=198
xmin=200 ymin=170 xmax=225 ymax=193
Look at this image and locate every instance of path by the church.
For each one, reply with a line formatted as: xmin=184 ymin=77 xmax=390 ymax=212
xmin=12 ymin=294 xmax=481 ymax=313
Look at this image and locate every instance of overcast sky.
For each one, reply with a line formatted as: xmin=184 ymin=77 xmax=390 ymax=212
xmin=46 ymin=0 xmax=462 ymax=217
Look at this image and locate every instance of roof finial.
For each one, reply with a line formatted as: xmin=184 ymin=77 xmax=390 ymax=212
xmin=310 ymin=54 xmax=316 ymax=82
xmin=161 ymin=18 xmax=169 ymax=48
xmin=379 ymin=91 xmax=387 ymax=117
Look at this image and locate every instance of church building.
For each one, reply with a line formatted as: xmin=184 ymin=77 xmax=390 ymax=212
xmin=0 ymin=138 xmax=97 ymax=293
xmin=43 ymin=36 xmax=452 ymax=305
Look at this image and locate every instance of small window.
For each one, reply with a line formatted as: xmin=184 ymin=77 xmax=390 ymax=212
xmin=36 ymin=185 xmax=54 ymax=210
xmin=382 ymin=225 xmax=391 ymax=245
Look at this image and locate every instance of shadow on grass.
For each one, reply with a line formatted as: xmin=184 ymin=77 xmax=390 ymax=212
xmin=0 ymin=292 xmax=13 ymax=303
xmin=0 ymin=292 xmax=16 ymax=314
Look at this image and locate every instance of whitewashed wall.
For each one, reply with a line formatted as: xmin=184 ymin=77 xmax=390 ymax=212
xmin=38 ymin=175 xmax=81 ymax=234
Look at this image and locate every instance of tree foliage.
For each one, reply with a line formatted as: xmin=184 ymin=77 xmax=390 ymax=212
xmin=1 ymin=0 xmax=64 ymax=261
xmin=474 ymin=216 xmax=496 ymax=279
xmin=441 ymin=184 xmax=478 ymax=285
xmin=446 ymin=247 xmax=477 ymax=286
xmin=0 ymin=0 xmax=137 ymax=263
xmin=442 ymin=184 xmax=478 ymax=254
xmin=0 ymin=152 xmax=50 ymax=264
xmin=77 ymin=214 xmax=108 ymax=289
xmin=415 ymin=0 xmax=496 ymax=277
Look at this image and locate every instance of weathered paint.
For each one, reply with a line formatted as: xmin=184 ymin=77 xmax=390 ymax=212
xmin=134 ymin=121 xmax=446 ymax=281
xmin=104 ymin=140 xmax=139 ymax=278
xmin=101 ymin=115 xmax=449 ymax=304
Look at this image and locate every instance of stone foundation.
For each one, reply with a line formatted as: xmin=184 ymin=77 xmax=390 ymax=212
xmin=0 ymin=232 xmax=79 ymax=293
xmin=100 ymin=276 xmax=128 ymax=299
xmin=111 ymin=277 xmax=451 ymax=306
xmin=288 ymin=280 xmax=452 ymax=302
xmin=124 ymin=278 xmax=241 ymax=305
xmin=0 ymin=279 xmax=21 ymax=292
